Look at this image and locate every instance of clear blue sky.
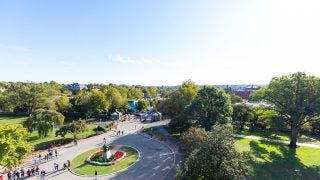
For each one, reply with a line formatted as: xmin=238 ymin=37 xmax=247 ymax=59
xmin=1 ymin=0 xmax=320 ymax=85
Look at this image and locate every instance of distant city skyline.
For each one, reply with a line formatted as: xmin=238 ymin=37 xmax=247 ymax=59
xmin=1 ymin=0 xmax=320 ymax=86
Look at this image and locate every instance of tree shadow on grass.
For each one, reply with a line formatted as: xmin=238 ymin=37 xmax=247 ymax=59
xmin=249 ymin=140 xmax=320 ymax=180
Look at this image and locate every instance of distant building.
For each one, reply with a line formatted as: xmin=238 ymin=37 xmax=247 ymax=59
xmin=127 ymin=100 xmax=138 ymax=113
xmin=66 ymin=83 xmax=87 ymax=91
xmin=234 ymin=85 xmax=261 ymax=100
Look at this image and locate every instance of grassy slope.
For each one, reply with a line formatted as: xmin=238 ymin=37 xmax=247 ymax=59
xmin=0 ymin=116 xmax=27 ymax=125
xmin=235 ymin=138 xmax=320 ymax=179
xmin=0 ymin=116 xmax=100 ymax=149
xmin=71 ymin=146 xmax=139 ymax=175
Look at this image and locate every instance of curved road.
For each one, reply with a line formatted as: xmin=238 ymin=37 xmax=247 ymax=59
xmin=22 ymin=120 xmax=175 ymax=180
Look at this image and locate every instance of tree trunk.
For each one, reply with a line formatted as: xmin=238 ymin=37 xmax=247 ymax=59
xmin=289 ymin=126 xmax=298 ymax=148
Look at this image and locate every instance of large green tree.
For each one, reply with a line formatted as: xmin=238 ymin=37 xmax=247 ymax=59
xmin=251 ymin=72 xmax=320 ymax=148
xmin=127 ymin=86 xmax=144 ymax=99
xmin=176 ymin=124 xmax=249 ymax=180
xmin=56 ymin=120 xmax=87 ymax=138
xmin=232 ymin=104 xmax=254 ymax=130
xmin=106 ymin=88 xmax=126 ymax=112
xmin=187 ymin=86 xmax=232 ymax=130
xmin=0 ymin=125 xmax=33 ymax=169
xmin=179 ymin=127 xmax=209 ymax=155
xmin=56 ymin=96 xmax=73 ymax=114
xmin=159 ymin=80 xmax=199 ymax=132
xmin=137 ymin=100 xmax=149 ymax=111
xmin=24 ymin=109 xmax=65 ymax=138
xmin=89 ymin=90 xmax=109 ymax=113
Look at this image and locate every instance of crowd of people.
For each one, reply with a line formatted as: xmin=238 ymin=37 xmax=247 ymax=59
xmin=5 ymin=147 xmax=72 ymax=180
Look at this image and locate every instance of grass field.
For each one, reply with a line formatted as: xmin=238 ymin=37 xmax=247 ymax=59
xmin=0 ymin=115 xmax=101 ymax=150
xmin=27 ymin=124 xmax=98 ymax=150
xmin=0 ymin=116 xmax=27 ymax=125
xmin=235 ymin=138 xmax=320 ymax=179
xmin=71 ymin=146 xmax=139 ymax=175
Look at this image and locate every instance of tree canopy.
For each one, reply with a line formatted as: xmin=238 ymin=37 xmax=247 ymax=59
xmin=251 ymin=72 xmax=320 ymax=148
xmin=24 ymin=109 xmax=65 ymax=138
xmin=232 ymin=104 xmax=254 ymax=130
xmin=187 ymin=86 xmax=232 ymax=130
xmin=0 ymin=125 xmax=33 ymax=169
xmin=176 ymin=124 xmax=249 ymax=180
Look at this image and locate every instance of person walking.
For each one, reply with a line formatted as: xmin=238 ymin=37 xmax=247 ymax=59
xmin=67 ymin=160 xmax=71 ymax=170
xmin=55 ymin=149 xmax=58 ymax=158
xmin=40 ymin=170 xmax=46 ymax=180
xmin=20 ymin=168 xmax=25 ymax=178
xmin=103 ymin=137 xmax=106 ymax=144
xmin=122 ymin=131 xmax=124 ymax=135
xmin=15 ymin=170 xmax=20 ymax=179
xmin=31 ymin=167 xmax=35 ymax=176
xmin=36 ymin=165 xmax=40 ymax=175
xmin=7 ymin=171 xmax=11 ymax=180
xmin=27 ymin=169 xmax=31 ymax=178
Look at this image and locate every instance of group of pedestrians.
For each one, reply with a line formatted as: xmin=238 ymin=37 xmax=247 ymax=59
xmin=45 ymin=148 xmax=58 ymax=160
xmin=54 ymin=160 xmax=71 ymax=172
xmin=7 ymin=165 xmax=42 ymax=179
xmin=7 ymin=168 xmax=25 ymax=180
xmin=116 ymin=130 xmax=124 ymax=136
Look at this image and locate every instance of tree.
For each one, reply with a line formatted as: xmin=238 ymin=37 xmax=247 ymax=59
xmin=251 ymin=72 xmax=320 ymax=148
xmin=89 ymin=90 xmax=109 ymax=113
xmin=137 ymin=100 xmax=149 ymax=111
xmin=187 ymin=86 xmax=232 ymax=130
xmin=0 ymin=125 xmax=33 ymax=169
xmin=164 ymin=80 xmax=199 ymax=132
xmin=249 ymin=106 xmax=278 ymax=130
xmin=179 ymin=127 xmax=209 ymax=155
xmin=176 ymin=124 xmax=249 ymax=180
xmin=270 ymin=115 xmax=287 ymax=137
xmin=24 ymin=109 xmax=65 ymax=138
xmin=232 ymin=104 xmax=254 ymax=130
xmin=56 ymin=96 xmax=73 ymax=114
xmin=127 ymin=87 xmax=144 ymax=99
xmin=106 ymin=88 xmax=126 ymax=112
xmin=56 ymin=120 xmax=87 ymax=139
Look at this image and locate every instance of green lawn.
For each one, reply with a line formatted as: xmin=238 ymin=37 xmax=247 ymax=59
xmin=71 ymin=146 xmax=139 ymax=175
xmin=28 ymin=124 xmax=98 ymax=150
xmin=235 ymin=138 xmax=320 ymax=179
xmin=0 ymin=116 xmax=27 ymax=125
xmin=0 ymin=116 xmax=101 ymax=150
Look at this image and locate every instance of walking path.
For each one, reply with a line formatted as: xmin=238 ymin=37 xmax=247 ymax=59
xmin=4 ymin=120 xmax=177 ymax=180
xmin=234 ymin=134 xmax=320 ymax=149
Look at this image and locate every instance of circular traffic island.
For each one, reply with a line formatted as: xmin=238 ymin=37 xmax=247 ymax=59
xmin=71 ymin=145 xmax=139 ymax=176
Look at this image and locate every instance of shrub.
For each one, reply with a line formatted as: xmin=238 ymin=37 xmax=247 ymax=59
xmin=94 ymin=126 xmax=106 ymax=132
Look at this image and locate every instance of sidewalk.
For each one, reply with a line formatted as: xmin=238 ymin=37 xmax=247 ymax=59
xmin=234 ymin=134 xmax=320 ymax=149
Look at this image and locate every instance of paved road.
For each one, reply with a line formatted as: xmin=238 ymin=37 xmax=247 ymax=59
xmin=18 ymin=120 xmax=175 ymax=180
xmin=234 ymin=134 xmax=320 ymax=149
